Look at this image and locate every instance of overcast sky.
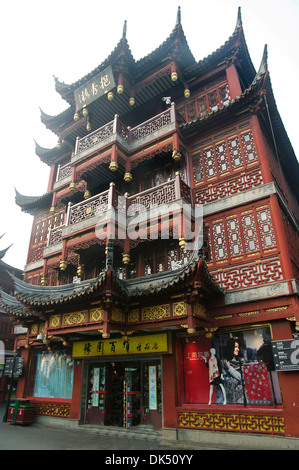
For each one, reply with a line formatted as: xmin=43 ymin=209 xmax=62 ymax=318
xmin=0 ymin=0 xmax=298 ymax=270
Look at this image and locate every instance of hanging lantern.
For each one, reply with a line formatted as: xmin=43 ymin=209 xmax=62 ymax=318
xmin=49 ymin=206 xmax=55 ymax=214
xmin=117 ymin=84 xmax=124 ymax=94
xmin=74 ymin=112 xmax=79 ymax=121
xmin=129 ymin=97 xmax=135 ymax=106
xmin=184 ymin=88 xmax=190 ymax=99
xmin=179 ymin=237 xmax=186 ymax=249
xmin=77 ymin=265 xmax=84 ymax=277
xmin=56 ymin=141 xmax=62 ymax=150
xmin=41 ymin=277 xmax=47 ymax=286
xmin=109 ymin=161 xmax=118 ymax=172
xmin=171 ymin=71 xmax=178 ymax=81
xmin=107 ymin=91 xmax=114 ymax=101
xmin=124 ymin=172 xmax=132 ymax=182
xmin=84 ymin=190 xmax=91 ymax=199
xmin=172 ymin=149 xmax=182 ymax=161
xmin=69 ymin=182 xmax=77 ymax=191
xmin=123 ymin=253 xmax=130 ymax=265
xmin=60 ymin=260 xmax=67 ymax=271
xmin=86 ymin=121 xmax=92 ymax=132
xmin=187 ymin=328 xmax=196 ymax=334
xmin=82 ymin=106 xmax=88 ymax=117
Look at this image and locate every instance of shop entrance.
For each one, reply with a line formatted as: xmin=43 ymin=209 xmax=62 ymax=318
xmin=84 ymin=359 xmax=162 ymax=429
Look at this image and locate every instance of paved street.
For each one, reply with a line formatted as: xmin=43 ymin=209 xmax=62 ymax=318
xmin=0 ymin=402 xmax=178 ymax=451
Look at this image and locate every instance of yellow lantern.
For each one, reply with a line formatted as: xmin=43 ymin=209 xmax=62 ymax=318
xmin=124 ymin=172 xmax=132 ymax=182
xmin=109 ymin=161 xmax=118 ymax=172
xmin=123 ymin=253 xmax=130 ymax=265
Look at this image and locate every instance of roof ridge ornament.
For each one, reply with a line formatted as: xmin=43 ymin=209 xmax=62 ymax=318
xmin=235 ymin=6 xmax=242 ymax=31
xmin=176 ymin=5 xmax=181 ymax=25
xmin=257 ymin=44 xmax=268 ymax=78
xmin=122 ymin=20 xmax=127 ymax=39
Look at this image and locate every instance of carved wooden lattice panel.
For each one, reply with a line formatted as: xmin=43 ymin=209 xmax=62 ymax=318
xmin=241 ymin=212 xmax=260 ymax=253
xmin=131 ymin=109 xmax=171 ymax=141
xmin=194 ymin=168 xmax=263 ymax=204
xmin=77 ymin=122 xmax=114 ymax=153
xmin=69 ymin=192 xmax=109 ymax=224
xmin=256 ymin=208 xmax=277 ymax=249
xmin=142 ymin=304 xmax=171 ymax=320
xmin=211 ymin=257 xmax=283 ymax=290
xmin=226 ymin=216 xmax=243 ymax=257
xmin=228 ymin=136 xmax=244 ymax=168
xmin=215 ymin=141 xmax=230 ymax=174
xmin=241 ymin=131 xmax=258 ymax=163
xmin=212 ymin=221 xmax=228 ymax=260
xmin=203 ymin=147 xmax=217 ymax=179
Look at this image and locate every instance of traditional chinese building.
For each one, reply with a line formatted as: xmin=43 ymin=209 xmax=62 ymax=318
xmin=1 ymin=7 xmax=299 ymax=443
xmin=0 ymin=239 xmax=23 ymax=401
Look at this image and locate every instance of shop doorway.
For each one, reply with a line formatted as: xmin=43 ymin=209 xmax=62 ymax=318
xmin=84 ymin=359 xmax=162 ymax=429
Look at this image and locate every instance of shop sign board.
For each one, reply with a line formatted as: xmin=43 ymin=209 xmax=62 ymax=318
xmin=4 ymin=357 xmax=24 ymax=377
xmin=271 ymin=339 xmax=299 ymax=371
xmin=74 ymin=65 xmax=115 ymax=111
xmin=72 ymin=333 xmax=170 ymax=358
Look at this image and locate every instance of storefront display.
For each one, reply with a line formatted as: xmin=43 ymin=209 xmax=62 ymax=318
xmin=27 ymin=350 xmax=74 ymax=399
xmin=177 ymin=326 xmax=282 ymax=406
xmin=82 ymin=359 xmax=162 ymax=428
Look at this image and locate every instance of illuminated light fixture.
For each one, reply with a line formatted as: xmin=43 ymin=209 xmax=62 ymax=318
xmin=107 ymin=91 xmax=114 ymax=101
xmin=82 ymin=106 xmax=88 ymax=117
xmin=129 ymin=97 xmax=135 ymax=106
xmin=74 ymin=112 xmax=79 ymax=121
xmin=184 ymin=88 xmax=190 ymax=99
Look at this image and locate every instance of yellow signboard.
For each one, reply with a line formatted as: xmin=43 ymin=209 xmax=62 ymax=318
xmin=72 ymin=333 xmax=170 ymax=358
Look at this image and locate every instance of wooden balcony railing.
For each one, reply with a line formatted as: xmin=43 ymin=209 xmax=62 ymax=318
xmin=55 ymin=105 xmax=176 ymax=186
xmin=47 ymin=174 xmax=191 ymax=247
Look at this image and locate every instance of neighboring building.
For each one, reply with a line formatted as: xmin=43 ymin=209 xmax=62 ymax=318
xmin=1 ymin=8 xmax=299 ymax=443
xmin=0 ymin=240 xmax=23 ymax=401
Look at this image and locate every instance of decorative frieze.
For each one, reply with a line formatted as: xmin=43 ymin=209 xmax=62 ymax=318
xmin=178 ymin=411 xmax=285 ymax=435
xmin=211 ymin=257 xmax=283 ymax=290
xmin=142 ymin=304 xmax=171 ymax=321
xmin=62 ymin=311 xmax=88 ymax=326
xmin=194 ymin=168 xmax=263 ymax=204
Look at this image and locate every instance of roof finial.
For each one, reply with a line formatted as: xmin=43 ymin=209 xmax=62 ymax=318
xmin=256 ymin=44 xmax=268 ymax=79
xmin=235 ymin=6 xmax=242 ymax=31
xmin=123 ymin=20 xmax=127 ymax=38
xmin=176 ymin=6 xmax=181 ymax=25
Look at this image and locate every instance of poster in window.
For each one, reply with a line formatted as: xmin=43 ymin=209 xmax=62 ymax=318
xmin=178 ymin=326 xmax=281 ymax=406
xmin=149 ymin=366 xmax=157 ymax=410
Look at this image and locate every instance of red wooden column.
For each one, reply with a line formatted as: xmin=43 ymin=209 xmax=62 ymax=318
xmin=251 ymin=114 xmax=273 ymax=184
xmin=161 ymin=338 xmax=177 ymax=429
xmin=269 ymin=195 xmax=294 ymax=281
xmin=15 ymin=347 xmax=30 ymax=398
xmin=69 ymin=359 xmax=83 ymax=420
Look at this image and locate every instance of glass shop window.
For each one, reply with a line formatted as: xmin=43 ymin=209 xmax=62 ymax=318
xmin=27 ymin=350 xmax=74 ymax=399
xmin=177 ymin=326 xmax=282 ymax=406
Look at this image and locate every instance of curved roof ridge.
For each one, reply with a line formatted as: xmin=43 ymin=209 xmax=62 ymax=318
xmin=135 ymin=7 xmax=195 ymax=71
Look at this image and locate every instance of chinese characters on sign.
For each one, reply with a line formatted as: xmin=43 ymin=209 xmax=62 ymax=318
xmin=271 ymin=339 xmax=299 ymax=371
xmin=72 ymin=333 xmax=169 ymax=358
xmin=74 ymin=65 xmax=115 ymax=111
